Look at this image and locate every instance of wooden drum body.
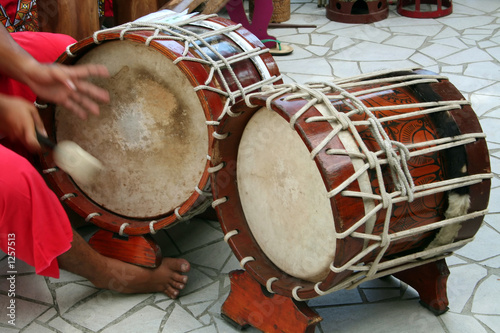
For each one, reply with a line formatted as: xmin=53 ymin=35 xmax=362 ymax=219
xmin=210 ymin=69 xmax=491 ymax=300
xmin=38 ymin=14 xmax=281 ymax=236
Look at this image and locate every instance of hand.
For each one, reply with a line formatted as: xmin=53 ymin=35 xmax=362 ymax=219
xmin=24 ymin=60 xmax=110 ymax=119
xmin=0 ymin=94 xmax=45 ymax=152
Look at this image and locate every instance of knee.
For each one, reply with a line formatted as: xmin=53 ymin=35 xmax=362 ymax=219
xmin=0 ymin=147 xmax=43 ymax=197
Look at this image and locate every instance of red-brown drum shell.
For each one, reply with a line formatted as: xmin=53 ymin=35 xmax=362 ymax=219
xmin=210 ymin=71 xmax=490 ymax=299
xmin=38 ymin=16 xmax=282 ymax=235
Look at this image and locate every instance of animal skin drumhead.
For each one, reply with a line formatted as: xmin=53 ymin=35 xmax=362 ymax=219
xmin=56 ymin=40 xmax=208 ymax=218
xmin=237 ymin=107 xmax=337 ymax=282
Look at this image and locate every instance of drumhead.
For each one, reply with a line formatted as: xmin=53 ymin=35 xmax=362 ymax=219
xmin=56 ymin=40 xmax=208 ymax=218
xmin=237 ymin=107 xmax=337 ymax=282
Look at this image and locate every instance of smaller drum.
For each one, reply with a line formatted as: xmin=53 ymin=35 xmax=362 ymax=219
xmin=38 ymin=13 xmax=281 ymax=236
xmin=326 ymin=0 xmax=388 ymax=24
xmin=398 ymin=0 xmax=453 ymax=19
xmin=209 ymin=69 xmax=491 ymax=300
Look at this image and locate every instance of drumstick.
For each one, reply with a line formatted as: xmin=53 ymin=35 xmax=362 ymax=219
xmin=36 ymin=130 xmax=104 ymax=185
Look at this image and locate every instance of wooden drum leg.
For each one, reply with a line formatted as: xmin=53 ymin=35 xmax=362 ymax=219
xmin=393 ymin=259 xmax=450 ymax=315
xmin=88 ymin=229 xmax=162 ymax=268
xmin=222 ymin=270 xmax=322 ymax=332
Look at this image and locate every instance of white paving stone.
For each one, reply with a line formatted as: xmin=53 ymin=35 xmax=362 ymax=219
xmin=331 ymin=25 xmax=391 ymax=43
xmin=183 ymin=241 xmax=232 ymax=271
xmin=48 ymin=316 xmax=87 ymax=333
xmin=308 ymin=288 xmax=363 ymax=307
xmin=311 ymin=33 xmax=335 ymax=46
xmin=306 ymin=45 xmax=330 ymax=56
xmin=162 ymin=304 xmax=203 ymax=333
xmin=191 ymin=325 xmax=217 ymax=333
xmin=441 ymin=73 xmax=494 ymax=93
xmin=55 ymin=283 xmax=98 ymax=314
xmin=487 ymin=187 xmax=500 ymax=213
xmin=180 ymin=268 xmax=215 ymax=296
xmin=441 ymin=312 xmax=487 ymax=333
xmin=0 ymin=274 xmax=53 ymax=304
xmin=274 ymin=57 xmax=332 ymax=76
xmin=385 ymin=35 xmax=427 ymax=49
xmin=187 ymin=301 xmax=214 ymax=317
xmin=420 ymin=43 xmax=461 ymax=59
xmin=180 ymin=282 xmax=219 ymax=305
xmin=472 ymin=275 xmax=500 ymax=315
xmin=440 ymin=47 xmax=494 ymax=65
xmin=331 ymin=36 xmax=356 ymax=50
xmin=470 ymin=94 xmax=500 ymax=117
xmin=475 ymin=315 xmax=500 ymax=333
xmin=167 ymin=219 xmax=223 ymax=252
xmin=465 ymin=62 xmax=500 ymax=81
xmin=317 ymin=300 xmax=443 ymax=333
xmin=431 ymin=37 xmax=469 ymax=49
xmin=62 ymin=291 xmax=150 ymax=331
xmin=36 ymin=307 xmax=57 ymax=323
xmin=480 ymin=118 xmax=500 ymax=143
xmin=447 ymin=264 xmax=488 ymax=313
xmin=437 ymin=16 xmax=496 ymax=31
xmin=0 ymin=294 xmax=49 ymax=329
xmin=101 ymin=305 xmax=165 ymax=333
xmin=454 ymin=225 xmax=500 ymax=261
xmin=5 ymin=3 xmax=500 ymax=332
xmin=330 ymin=42 xmax=415 ymax=61
xmin=22 ymin=322 xmax=57 ymax=333
xmin=457 ymin=0 xmax=500 ymax=12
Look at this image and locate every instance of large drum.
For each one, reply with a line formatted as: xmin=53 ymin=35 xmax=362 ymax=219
xmin=38 ymin=13 xmax=281 ymax=236
xmin=210 ymin=69 xmax=491 ymax=300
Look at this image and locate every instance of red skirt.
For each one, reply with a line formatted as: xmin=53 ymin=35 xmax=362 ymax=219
xmin=0 ymin=31 xmax=76 ymax=278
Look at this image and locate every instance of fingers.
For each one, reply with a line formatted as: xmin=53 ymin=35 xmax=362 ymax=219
xmin=67 ymin=63 xmax=110 ymax=81
xmin=36 ymin=64 xmax=110 ymax=119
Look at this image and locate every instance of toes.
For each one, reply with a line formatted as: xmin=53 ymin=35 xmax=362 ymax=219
xmin=165 ymin=286 xmax=180 ymax=299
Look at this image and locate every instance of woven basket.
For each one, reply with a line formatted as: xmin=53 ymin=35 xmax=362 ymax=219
xmin=271 ymin=0 xmax=291 ymax=22
xmin=249 ymin=0 xmax=291 ymax=23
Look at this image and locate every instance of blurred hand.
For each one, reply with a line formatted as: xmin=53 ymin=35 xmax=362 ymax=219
xmin=24 ymin=61 xmax=110 ymax=119
xmin=0 ymin=94 xmax=45 ymax=152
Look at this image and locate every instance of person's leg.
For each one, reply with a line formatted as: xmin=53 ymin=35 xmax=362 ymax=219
xmin=58 ymin=231 xmax=190 ymax=298
xmin=0 ymin=144 xmax=189 ymax=298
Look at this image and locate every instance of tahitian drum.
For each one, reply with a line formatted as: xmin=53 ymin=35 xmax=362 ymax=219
xmin=210 ymin=69 xmax=492 ymax=300
xmin=38 ymin=13 xmax=281 ymax=236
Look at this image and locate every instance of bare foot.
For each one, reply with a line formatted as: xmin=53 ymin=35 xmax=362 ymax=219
xmin=92 ymin=257 xmax=190 ymax=298
xmin=58 ymin=230 xmax=190 ymax=299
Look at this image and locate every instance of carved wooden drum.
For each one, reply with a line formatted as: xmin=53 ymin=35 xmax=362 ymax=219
xmin=38 ymin=14 xmax=281 ymax=236
xmin=210 ymin=69 xmax=491 ymax=300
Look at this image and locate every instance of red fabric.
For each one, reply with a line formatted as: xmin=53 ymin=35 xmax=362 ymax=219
xmin=105 ymin=0 xmax=113 ymax=17
xmin=0 ymin=31 xmax=76 ymax=278
xmin=2 ymin=0 xmax=17 ymax=21
xmin=0 ymin=145 xmax=73 ymax=278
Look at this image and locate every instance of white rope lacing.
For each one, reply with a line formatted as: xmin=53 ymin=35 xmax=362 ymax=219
xmin=238 ymin=74 xmax=492 ymax=301
xmin=87 ymin=15 xmax=281 ymax=121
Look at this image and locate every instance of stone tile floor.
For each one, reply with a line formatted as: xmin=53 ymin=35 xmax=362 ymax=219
xmin=1 ymin=0 xmax=500 ymax=332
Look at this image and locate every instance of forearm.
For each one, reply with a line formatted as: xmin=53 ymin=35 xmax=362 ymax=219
xmin=0 ymin=25 xmax=39 ymax=85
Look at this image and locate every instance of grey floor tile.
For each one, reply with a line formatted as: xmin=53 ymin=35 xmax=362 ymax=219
xmin=101 ymin=305 xmax=166 ymax=333
xmin=317 ymin=300 xmax=444 ymax=333
xmin=3 ymin=2 xmax=500 ymax=333
xmin=447 ymin=264 xmax=488 ymax=313
xmin=472 ymin=275 xmax=500 ymax=315
xmin=161 ymin=304 xmax=204 ymax=333
xmin=0 ymin=294 xmax=49 ymax=329
xmin=62 ymin=291 xmax=151 ymax=331
xmin=441 ymin=312 xmax=488 ymax=333
xmin=475 ymin=315 xmax=500 ymax=333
